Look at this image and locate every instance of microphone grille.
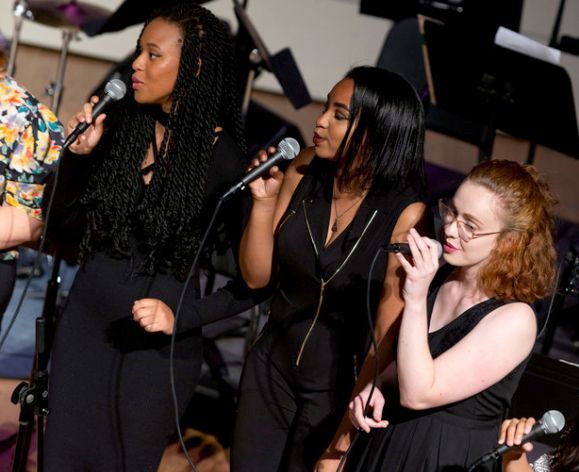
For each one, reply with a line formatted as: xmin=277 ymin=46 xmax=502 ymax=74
xmin=433 ymin=239 xmax=443 ymax=258
xmin=278 ymin=137 xmax=300 ymax=160
xmin=541 ymin=410 xmax=566 ymax=434
xmin=104 ymin=79 xmax=127 ymax=101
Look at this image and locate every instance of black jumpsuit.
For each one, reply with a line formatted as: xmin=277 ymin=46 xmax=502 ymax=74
xmin=231 ymin=157 xmax=423 ymax=471
xmin=44 ymin=132 xmax=262 ymax=471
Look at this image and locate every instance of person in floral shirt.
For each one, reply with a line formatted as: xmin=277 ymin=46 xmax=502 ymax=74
xmin=0 ymin=48 xmax=64 ymax=327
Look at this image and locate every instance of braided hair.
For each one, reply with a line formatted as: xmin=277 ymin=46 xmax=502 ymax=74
xmin=80 ymin=2 xmax=245 ymax=280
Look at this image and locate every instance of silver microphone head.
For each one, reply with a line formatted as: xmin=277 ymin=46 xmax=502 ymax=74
xmin=541 ymin=410 xmax=566 ymax=434
xmin=104 ymin=79 xmax=127 ymax=101
xmin=278 ymin=137 xmax=300 ymax=161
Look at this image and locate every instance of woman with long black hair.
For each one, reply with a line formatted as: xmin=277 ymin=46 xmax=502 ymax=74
xmin=44 ymin=3 xmax=258 ymax=471
xmin=231 ymin=66 xmax=428 ymax=471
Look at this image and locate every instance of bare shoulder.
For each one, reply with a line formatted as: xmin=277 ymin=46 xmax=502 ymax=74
xmin=483 ymin=302 xmax=537 ymax=336
xmin=285 ymin=146 xmax=316 ymax=176
xmin=280 ymin=146 xmax=316 ymax=193
xmin=390 ymin=201 xmax=427 ymax=243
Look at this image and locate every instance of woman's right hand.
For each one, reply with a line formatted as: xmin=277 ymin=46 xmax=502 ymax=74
xmin=247 ymin=147 xmax=284 ymax=203
xmin=499 ymin=417 xmax=536 ymax=456
xmin=349 ymin=382 xmax=389 ymax=433
xmin=66 ymin=96 xmax=106 ymax=155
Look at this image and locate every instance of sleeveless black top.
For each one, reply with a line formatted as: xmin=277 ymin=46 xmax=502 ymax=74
xmin=347 ymin=266 xmax=534 ymax=472
xmin=258 ymin=156 xmax=423 ymax=391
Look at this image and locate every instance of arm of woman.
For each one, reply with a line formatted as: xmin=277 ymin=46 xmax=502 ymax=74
xmin=395 ymin=230 xmax=537 ymax=410
xmin=0 ymin=204 xmax=43 ymax=249
xmin=1 ymin=103 xmax=64 ymax=250
xmin=238 ymin=147 xmax=315 ymax=288
xmin=133 ymin=146 xmax=316 ymax=334
xmin=315 ymin=201 xmax=428 ymax=470
xmin=42 ymin=99 xmax=113 ymax=246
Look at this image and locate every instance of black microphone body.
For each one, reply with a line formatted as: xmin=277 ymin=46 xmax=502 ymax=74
xmin=63 ymin=79 xmax=127 ymax=149
xmin=383 ymin=240 xmax=443 ymax=257
xmin=221 ymin=137 xmax=300 ymax=200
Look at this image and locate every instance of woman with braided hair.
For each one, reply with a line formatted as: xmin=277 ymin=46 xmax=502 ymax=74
xmin=44 ymin=3 xmax=258 ymax=470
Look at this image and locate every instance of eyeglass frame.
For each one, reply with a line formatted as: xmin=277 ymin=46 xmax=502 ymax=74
xmin=437 ymin=198 xmax=503 ymax=242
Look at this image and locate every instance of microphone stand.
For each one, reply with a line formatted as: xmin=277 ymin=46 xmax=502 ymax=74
xmin=9 ymin=146 xmax=68 ymax=472
xmin=10 ymin=251 xmax=61 ymax=472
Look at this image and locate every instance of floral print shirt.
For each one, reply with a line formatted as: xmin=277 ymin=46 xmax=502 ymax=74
xmin=0 ymin=74 xmax=64 ymax=260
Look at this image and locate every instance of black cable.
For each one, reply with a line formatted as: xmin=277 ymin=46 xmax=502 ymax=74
xmin=0 ymin=145 xmax=64 ymax=352
xmin=536 ymin=256 xmax=563 ymax=339
xmin=337 ymin=246 xmax=386 ymax=472
xmin=168 ymin=195 xmax=230 ymax=472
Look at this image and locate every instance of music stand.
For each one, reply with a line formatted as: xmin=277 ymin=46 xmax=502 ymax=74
xmin=419 ymin=15 xmax=579 ymax=163
xmin=232 ymin=0 xmax=311 ymax=111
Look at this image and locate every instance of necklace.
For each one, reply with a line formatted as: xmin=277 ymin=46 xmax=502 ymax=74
xmin=331 ymin=191 xmax=365 ymax=233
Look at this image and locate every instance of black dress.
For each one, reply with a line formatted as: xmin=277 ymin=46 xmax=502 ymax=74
xmin=231 ymin=157 xmax=424 ymax=471
xmin=44 ymin=132 xmax=262 ymax=472
xmin=346 ymin=270 xmax=532 ymax=472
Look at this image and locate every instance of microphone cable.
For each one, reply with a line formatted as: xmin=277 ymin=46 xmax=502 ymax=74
xmin=536 ymin=251 xmax=565 ymax=339
xmin=337 ymin=245 xmax=386 ymax=471
xmin=1 ymin=79 xmax=126 ymax=352
xmin=0 ymin=144 xmax=65 ymax=352
xmin=167 ymin=195 xmax=230 ymax=472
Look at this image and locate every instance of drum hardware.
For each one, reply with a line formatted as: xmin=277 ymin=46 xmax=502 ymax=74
xmin=7 ymin=0 xmax=111 ymax=114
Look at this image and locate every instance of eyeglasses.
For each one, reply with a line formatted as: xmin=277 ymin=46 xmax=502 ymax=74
xmin=438 ymin=199 xmax=502 ymax=242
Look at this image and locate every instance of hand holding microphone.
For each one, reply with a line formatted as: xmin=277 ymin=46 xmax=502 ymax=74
xmin=64 ymin=79 xmax=127 ymax=152
xmin=394 ymin=228 xmax=443 ymax=303
xmin=222 ymin=137 xmax=300 ymax=200
xmin=467 ymin=410 xmax=566 ymax=471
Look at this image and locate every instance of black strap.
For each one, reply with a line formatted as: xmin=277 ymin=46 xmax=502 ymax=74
xmin=141 ymin=131 xmax=159 ymax=175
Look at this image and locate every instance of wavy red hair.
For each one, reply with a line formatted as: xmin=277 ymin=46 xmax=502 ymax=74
xmin=468 ymin=160 xmax=557 ymax=303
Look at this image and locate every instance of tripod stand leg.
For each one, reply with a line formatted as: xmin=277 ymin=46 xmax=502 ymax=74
xmin=10 ymin=382 xmax=35 ymax=472
xmin=10 ymin=249 xmax=63 ymax=472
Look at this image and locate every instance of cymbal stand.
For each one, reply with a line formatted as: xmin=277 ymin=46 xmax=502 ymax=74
xmin=46 ymin=27 xmax=75 ymax=113
xmin=7 ymin=0 xmax=32 ymax=76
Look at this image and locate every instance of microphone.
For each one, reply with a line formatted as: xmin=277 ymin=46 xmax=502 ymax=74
xmin=467 ymin=410 xmax=566 ymax=471
xmin=383 ymin=239 xmax=443 ymax=258
xmin=221 ymin=137 xmax=300 ymax=200
xmin=63 ymin=79 xmax=127 ymax=149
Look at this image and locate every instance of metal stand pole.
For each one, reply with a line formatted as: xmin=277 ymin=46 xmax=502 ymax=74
xmin=541 ymin=245 xmax=579 ymax=355
xmin=7 ymin=1 xmax=31 ymax=76
xmin=10 ymin=249 xmax=62 ymax=472
xmin=47 ymin=28 xmax=75 ymax=114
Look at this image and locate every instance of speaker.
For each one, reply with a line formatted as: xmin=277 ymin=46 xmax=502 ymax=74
xmin=510 ymin=353 xmax=579 ymax=446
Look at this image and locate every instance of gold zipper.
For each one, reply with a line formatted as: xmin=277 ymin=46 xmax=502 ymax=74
xmin=295 ymin=281 xmax=326 ymax=366
xmin=276 ymin=209 xmax=296 ymax=234
xmin=294 ymin=201 xmax=378 ymax=366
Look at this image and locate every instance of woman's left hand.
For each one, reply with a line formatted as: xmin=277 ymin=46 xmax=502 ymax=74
xmin=132 ymin=298 xmax=175 ymax=335
xmin=395 ymin=228 xmax=440 ymax=303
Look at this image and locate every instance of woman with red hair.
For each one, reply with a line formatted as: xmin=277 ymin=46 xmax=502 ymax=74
xmin=347 ymin=159 xmax=557 ymax=472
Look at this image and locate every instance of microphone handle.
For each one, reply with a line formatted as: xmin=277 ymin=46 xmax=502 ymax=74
xmin=467 ymin=423 xmax=547 ymax=471
xmin=383 ymin=243 xmax=411 ymax=254
xmin=221 ymin=152 xmax=285 ymax=200
xmin=63 ymin=94 xmax=114 ymax=149
xmin=239 ymin=152 xmax=284 ymax=187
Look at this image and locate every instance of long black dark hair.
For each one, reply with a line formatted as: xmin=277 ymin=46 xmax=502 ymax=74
xmin=334 ymin=66 xmax=425 ymax=193
xmin=552 ymin=416 xmax=579 ymax=472
xmin=80 ymin=2 xmax=245 ymax=279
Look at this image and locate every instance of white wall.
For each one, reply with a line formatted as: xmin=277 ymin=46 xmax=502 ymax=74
xmin=1 ymin=0 xmax=579 ymax=112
